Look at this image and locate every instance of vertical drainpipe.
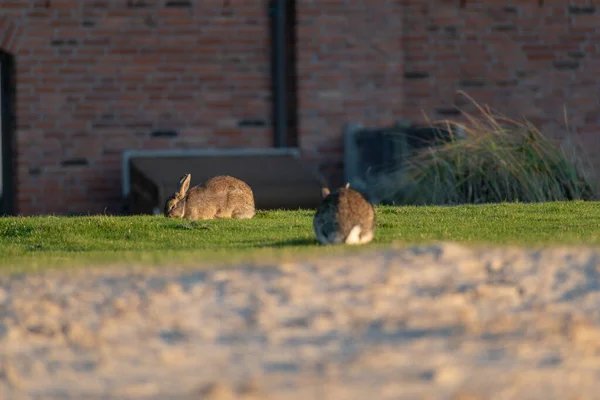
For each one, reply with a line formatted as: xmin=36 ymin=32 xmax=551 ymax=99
xmin=269 ymin=0 xmax=288 ymax=148
xmin=0 ymin=51 xmax=15 ymax=216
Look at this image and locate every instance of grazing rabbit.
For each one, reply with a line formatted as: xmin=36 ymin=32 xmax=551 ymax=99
xmin=313 ymin=183 xmax=375 ymax=245
xmin=164 ymin=174 xmax=255 ymax=220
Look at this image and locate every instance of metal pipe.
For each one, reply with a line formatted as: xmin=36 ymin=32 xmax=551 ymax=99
xmin=270 ymin=0 xmax=288 ymax=148
xmin=0 ymin=51 xmax=15 ymax=216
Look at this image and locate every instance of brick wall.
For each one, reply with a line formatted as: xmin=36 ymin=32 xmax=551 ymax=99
xmin=2 ymin=0 xmax=271 ymax=215
xmin=296 ymin=0 xmax=405 ymax=186
xmin=4 ymin=0 xmax=600 ymax=215
xmin=296 ymin=0 xmax=600 ymax=189
xmin=402 ymin=0 xmax=600 ymax=165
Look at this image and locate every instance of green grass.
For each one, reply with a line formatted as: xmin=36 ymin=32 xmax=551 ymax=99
xmin=0 ymin=202 xmax=599 ymax=273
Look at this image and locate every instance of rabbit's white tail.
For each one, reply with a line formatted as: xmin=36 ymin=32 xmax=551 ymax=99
xmin=345 ymin=225 xmax=362 ymax=245
xmin=345 ymin=225 xmax=374 ymax=245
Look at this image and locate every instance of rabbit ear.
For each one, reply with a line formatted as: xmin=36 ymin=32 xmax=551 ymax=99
xmin=177 ymin=174 xmax=191 ymax=197
xmin=345 ymin=182 xmax=350 ymax=189
xmin=321 ymin=188 xmax=331 ymax=198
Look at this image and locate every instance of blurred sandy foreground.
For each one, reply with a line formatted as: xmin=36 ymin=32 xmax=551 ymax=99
xmin=1 ymin=243 xmax=600 ymax=400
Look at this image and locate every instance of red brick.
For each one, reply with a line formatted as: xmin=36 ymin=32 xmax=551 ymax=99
xmin=3 ymin=0 xmax=271 ymax=215
xmin=0 ymin=2 xmax=30 ymax=9
xmin=6 ymin=0 xmax=600 ymax=214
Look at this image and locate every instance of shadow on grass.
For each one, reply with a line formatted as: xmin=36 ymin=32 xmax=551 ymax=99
xmin=271 ymin=238 xmax=317 ymax=247
xmin=166 ymin=222 xmax=213 ymax=230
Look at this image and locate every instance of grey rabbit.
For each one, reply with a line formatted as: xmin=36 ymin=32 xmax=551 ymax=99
xmin=313 ymin=182 xmax=375 ymax=245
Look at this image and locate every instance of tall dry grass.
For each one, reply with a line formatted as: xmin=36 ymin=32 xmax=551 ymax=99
xmin=379 ymin=94 xmax=594 ymax=205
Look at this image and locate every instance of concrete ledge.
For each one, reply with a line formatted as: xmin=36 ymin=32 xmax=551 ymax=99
xmin=122 ymin=148 xmax=322 ymax=214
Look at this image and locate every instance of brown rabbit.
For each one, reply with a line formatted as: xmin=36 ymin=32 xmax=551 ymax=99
xmin=313 ymin=183 xmax=375 ymax=245
xmin=164 ymin=174 xmax=255 ymax=220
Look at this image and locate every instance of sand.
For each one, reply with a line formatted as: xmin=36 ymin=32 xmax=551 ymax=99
xmin=1 ymin=243 xmax=600 ymax=399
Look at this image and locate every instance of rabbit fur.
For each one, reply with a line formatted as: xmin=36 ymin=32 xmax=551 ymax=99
xmin=313 ymin=182 xmax=375 ymax=245
xmin=164 ymin=174 xmax=255 ymax=220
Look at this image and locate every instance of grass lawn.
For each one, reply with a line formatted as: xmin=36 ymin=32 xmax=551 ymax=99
xmin=0 ymin=201 xmax=599 ymax=273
